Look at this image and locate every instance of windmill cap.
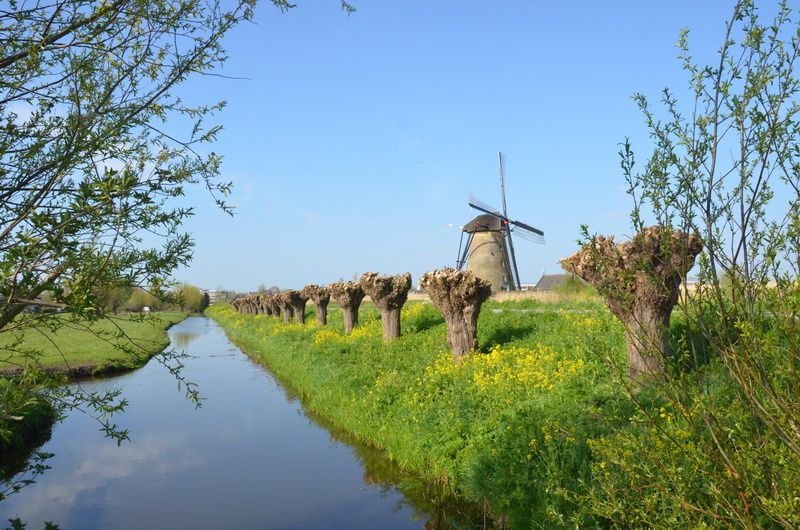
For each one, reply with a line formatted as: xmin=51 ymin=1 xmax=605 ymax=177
xmin=463 ymin=214 xmax=504 ymax=233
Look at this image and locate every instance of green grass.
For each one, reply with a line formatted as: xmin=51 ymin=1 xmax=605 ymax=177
xmin=208 ymin=299 xmax=631 ymax=527
xmin=0 ymin=312 xmax=188 ymax=376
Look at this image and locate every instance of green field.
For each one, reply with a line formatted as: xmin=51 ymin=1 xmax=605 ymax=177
xmin=0 ymin=312 xmax=188 ymax=377
xmin=208 ymin=298 xmax=630 ymax=527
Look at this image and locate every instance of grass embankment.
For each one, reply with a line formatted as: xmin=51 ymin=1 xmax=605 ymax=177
xmin=0 ymin=312 xmax=188 ymax=455
xmin=0 ymin=312 xmax=188 ymax=378
xmin=208 ymin=298 xmax=631 ymax=527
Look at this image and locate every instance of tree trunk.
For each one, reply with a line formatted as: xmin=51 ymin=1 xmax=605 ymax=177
xmin=291 ymin=301 xmax=306 ymax=324
xmin=623 ymin=308 xmax=669 ymax=383
xmin=441 ymin=304 xmax=481 ymax=357
xmin=343 ymin=306 xmax=358 ymax=333
xmin=315 ymin=301 xmax=328 ymax=326
xmin=282 ymin=306 xmax=293 ymax=323
xmin=328 ymin=281 xmax=365 ymax=334
xmin=381 ymin=307 xmax=401 ymax=342
xmin=302 ymin=285 xmax=330 ymax=327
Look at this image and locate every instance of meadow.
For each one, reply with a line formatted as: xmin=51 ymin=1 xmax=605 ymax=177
xmin=0 ymin=312 xmax=188 ymax=377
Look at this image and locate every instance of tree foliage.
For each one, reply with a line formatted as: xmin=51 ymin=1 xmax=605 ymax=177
xmin=0 ymin=0 xmax=261 ymax=328
xmin=174 ymin=283 xmax=203 ymax=312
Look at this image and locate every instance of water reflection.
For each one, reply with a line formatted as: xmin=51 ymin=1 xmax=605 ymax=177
xmin=264 ymin=374 xmax=487 ymax=529
xmin=170 ymin=331 xmax=201 ymax=349
xmin=0 ymin=317 xmax=486 ymax=529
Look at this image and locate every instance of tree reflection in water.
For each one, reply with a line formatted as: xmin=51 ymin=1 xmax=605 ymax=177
xmin=271 ymin=374 xmax=493 ymax=529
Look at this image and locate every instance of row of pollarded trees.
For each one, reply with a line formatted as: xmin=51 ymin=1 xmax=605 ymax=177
xmin=230 ymin=270 xmax=494 ymax=356
xmin=231 ymin=225 xmax=702 ymax=386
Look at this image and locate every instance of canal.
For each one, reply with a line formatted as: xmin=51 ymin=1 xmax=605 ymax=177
xmin=0 ymin=316 xmax=480 ymax=529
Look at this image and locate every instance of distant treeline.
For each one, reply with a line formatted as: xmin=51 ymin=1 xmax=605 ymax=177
xmin=36 ymin=283 xmax=212 ymax=314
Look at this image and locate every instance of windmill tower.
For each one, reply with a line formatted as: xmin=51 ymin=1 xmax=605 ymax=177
xmin=455 ymin=153 xmax=545 ymax=292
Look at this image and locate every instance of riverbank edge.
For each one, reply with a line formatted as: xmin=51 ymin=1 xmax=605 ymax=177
xmin=0 ymin=395 xmax=56 ymax=455
xmin=0 ymin=313 xmax=190 ymax=379
xmin=1 ymin=313 xmax=189 ymax=455
xmin=207 ymin=315 xmax=487 ymax=524
xmin=206 ymin=307 xmax=493 ymax=521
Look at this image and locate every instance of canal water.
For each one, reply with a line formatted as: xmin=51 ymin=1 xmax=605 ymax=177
xmin=0 ymin=317 xmax=479 ymax=529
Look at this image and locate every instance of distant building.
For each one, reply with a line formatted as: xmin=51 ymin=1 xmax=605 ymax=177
xmin=203 ymin=290 xmax=222 ymax=303
xmin=533 ymin=274 xmax=575 ymax=292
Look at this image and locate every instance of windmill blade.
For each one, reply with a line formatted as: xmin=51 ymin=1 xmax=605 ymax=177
xmin=468 ymin=194 xmax=505 ymax=218
xmin=511 ymin=224 xmax=546 ymax=244
xmin=505 ymin=229 xmax=522 ymax=290
xmin=458 ymin=232 xmax=474 ymax=270
xmin=498 ymin=151 xmax=508 ymax=219
xmin=509 ymin=218 xmax=544 ymax=236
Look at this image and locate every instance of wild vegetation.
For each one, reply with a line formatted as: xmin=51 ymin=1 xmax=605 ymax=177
xmin=211 ymin=296 xmax=630 ymax=527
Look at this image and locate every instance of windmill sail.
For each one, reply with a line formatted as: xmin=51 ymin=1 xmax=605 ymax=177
xmin=509 ymin=219 xmax=545 ymax=244
xmin=468 ymin=196 xmax=546 ymax=244
xmin=510 ymin=227 xmax=545 ymax=244
xmin=468 ymin=194 xmax=502 ymax=217
xmin=498 ymin=152 xmax=521 ymax=290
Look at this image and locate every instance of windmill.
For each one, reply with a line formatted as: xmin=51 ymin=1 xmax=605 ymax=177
xmin=455 ymin=152 xmax=545 ymax=292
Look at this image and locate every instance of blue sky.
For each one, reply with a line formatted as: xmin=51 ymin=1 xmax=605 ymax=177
xmin=173 ymin=1 xmax=744 ymax=291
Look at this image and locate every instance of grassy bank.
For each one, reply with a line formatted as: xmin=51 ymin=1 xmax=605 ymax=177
xmin=0 ymin=312 xmax=188 ymax=457
xmin=0 ymin=312 xmax=188 ymax=377
xmin=208 ymin=299 xmax=631 ymax=527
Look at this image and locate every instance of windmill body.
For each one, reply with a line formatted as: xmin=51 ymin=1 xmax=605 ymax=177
xmin=461 ymin=214 xmax=512 ymax=292
xmin=455 ymin=153 xmax=545 ymax=293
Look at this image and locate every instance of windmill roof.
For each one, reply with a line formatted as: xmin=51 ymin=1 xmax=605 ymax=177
xmin=463 ymin=214 xmax=503 ymax=233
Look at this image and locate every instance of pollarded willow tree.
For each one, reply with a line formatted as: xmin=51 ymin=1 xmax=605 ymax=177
xmin=360 ymin=272 xmax=412 ymax=341
xmin=276 ymin=292 xmax=295 ymax=324
xmin=328 ymin=281 xmax=365 ymax=334
xmin=301 ymin=285 xmax=330 ymax=326
xmin=282 ymin=290 xmax=308 ymax=324
xmin=267 ymin=295 xmax=282 ymax=318
xmin=257 ymin=294 xmax=273 ymax=316
xmin=420 ymin=268 xmax=491 ymax=358
xmin=561 ymin=227 xmax=703 ymax=383
xmin=579 ymin=2 xmax=800 ymax=527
